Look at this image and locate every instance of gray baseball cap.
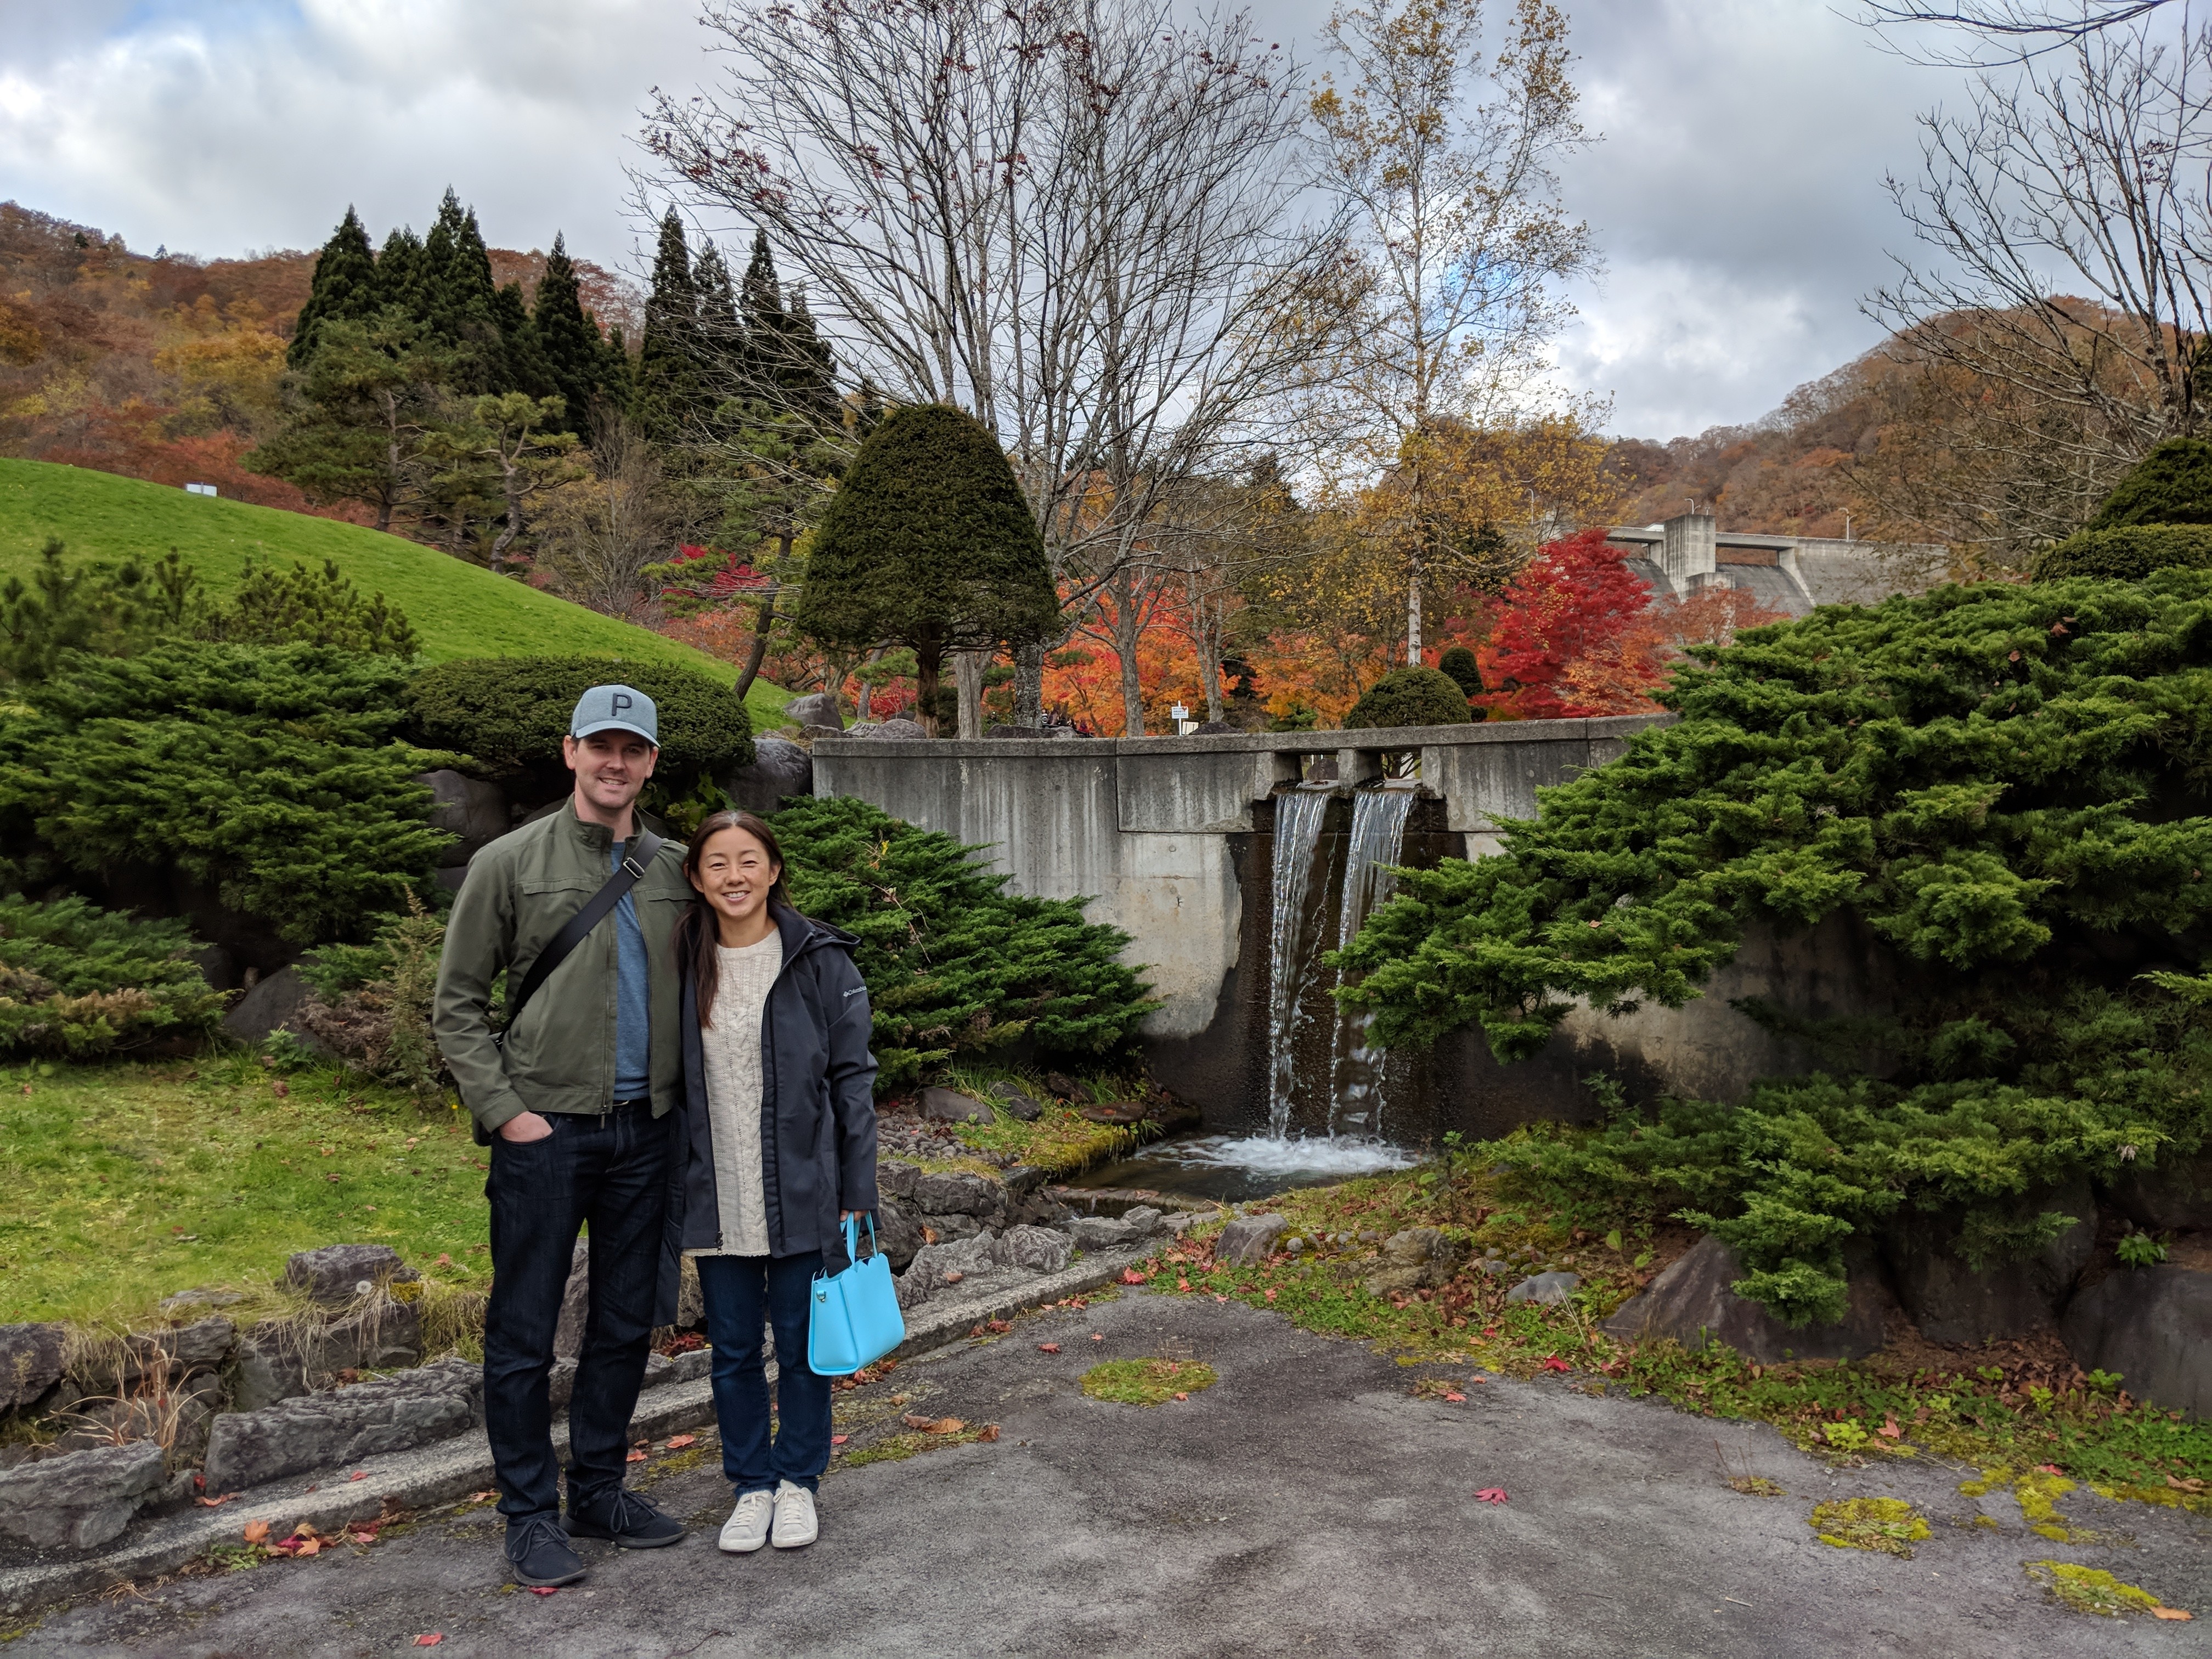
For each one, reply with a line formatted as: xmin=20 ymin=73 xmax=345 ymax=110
xmin=570 ymin=684 xmax=658 ymax=746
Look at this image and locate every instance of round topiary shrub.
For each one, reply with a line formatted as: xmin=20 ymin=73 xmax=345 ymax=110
xmin=2085 ymin=436 xmax=2212 ymax=529
xmin=1435 ymin=645 xmax=1485 ymax=699
xmin=1344 ymin=665 xmax=1473 ymax=730
xmin=403 ymin=657 xmax=754 ymax=805
xmin=2030 ymin=523 xmax=2212 ymax=582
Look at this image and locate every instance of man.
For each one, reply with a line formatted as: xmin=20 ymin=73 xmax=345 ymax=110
xmin=433 ymin=685 xmax=692 ymax=1586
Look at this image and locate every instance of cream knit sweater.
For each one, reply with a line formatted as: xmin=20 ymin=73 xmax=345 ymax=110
xmin=686 ymin=932 xmax=783 ymax=1257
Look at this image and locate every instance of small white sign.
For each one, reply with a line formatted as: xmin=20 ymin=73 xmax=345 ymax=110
xmin=184 ymin=482 xmax=218 ymax=497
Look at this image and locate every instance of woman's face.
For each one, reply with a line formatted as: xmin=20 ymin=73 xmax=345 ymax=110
xmin=689 ymin=825 xmax=781 ymax=928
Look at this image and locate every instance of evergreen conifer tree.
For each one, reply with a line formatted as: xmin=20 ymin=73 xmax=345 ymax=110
xmin=375 ymin=227 xmax=426 ymax=317
xmin=287 ymin=207 xmax=380 ymax=369
xmin=2086 ymin=436 xmax=2212 ymax=528
xmin=531 ymin=233 xmax=608 ymax=437
xmin=420 ymin=190 xmax=507 ymax=392
xmin=629 ymin=208 xmax=703 ymax=444
xmin=736 ymin=229 xmax=839 ymax=433
xmin=490 ymin=281 xmax=558 ymax=402
xmin=797 ymin=404 xmax=1059 ymax=734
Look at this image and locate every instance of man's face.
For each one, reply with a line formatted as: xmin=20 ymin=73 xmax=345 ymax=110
xmin=563 ymin=731 xmax=658 ymax=815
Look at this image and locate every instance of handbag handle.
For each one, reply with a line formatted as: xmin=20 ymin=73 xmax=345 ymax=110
xmin=843 ymin=1213 xmax=878 ymax=1262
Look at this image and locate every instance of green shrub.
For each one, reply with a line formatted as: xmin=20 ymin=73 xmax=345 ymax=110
xmin=2030 ymin=523 xmax=2212 ymax=581
xmin=771 ymin=794 xmax=1159 ymax=1088
xmin=1344 ymin=665 xmax=1472 ymax=729
xmin=1339 ymin=571 xmax=2212 ymax=1324
xmin=403 ymin=655 xmax=753 ymax=815
xmin=297 ymin=896 xmax=448 ymax=1097
xmin=2085 ymin=436 xmax=2212 ymax=529
xmin=0 ymin=642 xmax=449 ymax=944
xmin=0 ymin=895 xmax=227 ymax=1058
xmin=1436 ymin=645 xmax=1485 ymax=698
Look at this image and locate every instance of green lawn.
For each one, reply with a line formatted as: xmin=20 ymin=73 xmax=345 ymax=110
xmin=0 ymin=458 xmax=788 ymax=726
xmin=1 ymin=1056 xmax=494 ymax=1330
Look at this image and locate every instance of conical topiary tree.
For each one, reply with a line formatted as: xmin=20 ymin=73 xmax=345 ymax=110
xmin=797 ymin=404 xmax=1059 ymax=734
xmin=2086 ymin=436 xmax=2212 ymax=528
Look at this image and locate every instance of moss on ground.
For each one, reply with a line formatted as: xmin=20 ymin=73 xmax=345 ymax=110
xmin=1080 ymin=1358 xmax=1217 ymax=1407
xmin=938 ymin=1065 xmax=1156 ymax=1178
xmin=2025 ymin=1561 xmax=2170 ymax=1618
xmin=1808 ymin=1497 xmax=1930 ymax=1556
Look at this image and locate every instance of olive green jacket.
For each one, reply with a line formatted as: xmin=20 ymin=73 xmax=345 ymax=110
xmin=432 ymin=801 xmax=691 ymax=1136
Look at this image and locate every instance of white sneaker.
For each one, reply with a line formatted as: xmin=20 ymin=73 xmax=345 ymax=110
xmin=718 ymin=1489 xmax=774 ymax=1554
xmin=770 ymin=1480 xmax=817 ymax=1549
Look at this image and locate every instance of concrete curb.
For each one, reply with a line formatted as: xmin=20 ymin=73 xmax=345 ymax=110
xmin=0 ymin=1239 xmax=1180 ymax=1616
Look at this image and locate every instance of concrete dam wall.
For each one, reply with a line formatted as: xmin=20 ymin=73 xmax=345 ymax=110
xmin=811 ymin=720 xmax=1891 ymax=1148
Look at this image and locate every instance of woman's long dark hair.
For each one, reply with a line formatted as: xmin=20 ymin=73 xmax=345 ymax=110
xmin=675 ymin=809 xmax=794 ymax=1028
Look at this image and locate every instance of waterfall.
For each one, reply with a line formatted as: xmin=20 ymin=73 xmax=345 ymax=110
xmin=1327 ymin=786 xmax=1415 ymax=1138
xmin=1263 ymin=785 xmax=1334 ymax=1138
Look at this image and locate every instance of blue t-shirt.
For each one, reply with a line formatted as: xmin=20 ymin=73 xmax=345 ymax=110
xmin=611 ymin=838 xmax=651 ymax=1098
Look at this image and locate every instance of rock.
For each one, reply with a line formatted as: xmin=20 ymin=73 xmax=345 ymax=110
xmin=721 ymin=736 xmax=814 ymax=817
xmin=896 ymin=1233 xmax=1006 ymax=1310
xmin=1364 ymin=1227 xmax=1466 ymax=1295
xmin=911 ymin=1170 xmax=1003 ymax=1219
xmin=874 ymin=1195 xmax=926 ymax=1272
xmin=997 ymin=1226 xmax=1074 ymax=1275
xmin=675 ymin=1256 xmax=705 ymax=1330
xmin=1080 ymin=1101 xmax=1147 ymax=1125
xmin=1505 ymin=1272 xmax=1582 ymax=1305
xmin=1880 ymin=1182 xmax=2095 ymax=1346
xmin=984 ymin=724 xmax=1054 ymax=739
xmin=1120 ymin=1206 xmax=1166 ymax=1238
xmin=2061 ymin=1263 xmax=2211 ymax=1420
xmin=1602 ymin=1236 xmax=1885 ymax=1363
xmin=0 ymin=1322 xmax=67 ymax=1412
xmin=159 ymin=1287 xmax=243 ymax=1315
xmin=877 ymin=1160 xmax=919 ymax=1200
xmin=201 ymin=1356 xmax=484 ymax=1492
xmin=1216 ymin=1214 xmax=1286 ymax=1266
xmin=1043 ymin=1073 xmax=1080 ymax=1099
xmin=419 ymin=770 xmax=509 ymax=864
xmin=2107 ymin=1151 xmax=2212 ymax=1232
xmin=232 ymin=1325 xmax=309 ymax=1413
xmin=1193 ymin=720 xmax=1239 ymax=735
xmin=284 ymin=1243 xmax=416 ymax=1306
xmin=1068 ymin=1215 xmax=1136 ymax=1252
xmin=129 ymin=1316 xmax=235 ymax=1378
xmin=925 ymin=1212 xmax=987 ymax=1243
xmin=782 ymin=691 xmax=845 ymax=732
xmin=221 ymin=967 xmax=324 ymax=1051
xmin=554 ymin=1239 xmax=591 ymax=1361
xmin=918 ymin=1086 xmax=995 ymax=1126
xmin=0 ymin=1441 xmax=165 ymax=1550
xmin=990 ymin=1081 xmax=1045 ymax=1121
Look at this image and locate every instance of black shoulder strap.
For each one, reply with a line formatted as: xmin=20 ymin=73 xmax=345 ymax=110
xmin=503 ymin=830 xmax=663 ymax=1036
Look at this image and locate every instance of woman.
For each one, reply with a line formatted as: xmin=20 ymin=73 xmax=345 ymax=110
xmin=659 ymin=808 xmax=878 ymax=1555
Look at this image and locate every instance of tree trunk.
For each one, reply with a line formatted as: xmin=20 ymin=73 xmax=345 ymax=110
xmin=955 ymin=650 xmax=987 ymax=739
xmin=1406 ymin=541 xmax=1424 ymax=665
xmin=1013 ymin=640 xmax=1045 ymax=728
xmin=735 ymin=583 xmax=778 ymax=700
xmin=1196 ymin=621 xmax=1224 ymax=723
xmin=915 ymin=636 xmax=944 ymax=737
xmin=1111 ymin=566 xmax=1146 ymax=737
xmin=854 ymin=646 xmax=884 ymax=721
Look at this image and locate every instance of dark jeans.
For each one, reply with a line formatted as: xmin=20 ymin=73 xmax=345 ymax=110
xmin=483 ymin=1103 xmax=669 ymax=1521
xmin=695 ymin=1252 xmax=831 ymax=1496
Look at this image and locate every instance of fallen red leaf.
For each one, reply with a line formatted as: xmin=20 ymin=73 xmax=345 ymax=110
xmin=830 ymin=1435 xmax=849 ymax=1446
xmin=349 ymin=1470 xmax=369 ymax=1481
xmin=1176 ymin=1278 xmax=1192 ymax=1292
xmin=901 ymin=1414 xmax=966 ymax=1434
xmin=977 ymin=1424 xmax=1001 ymax=1443
xmin=1482 ymin=1327 xmax=1498 ymax=1338
xmin=1120 ymin=1268 xmax=1148 ymax=1285
xmin=2151 ymin=1606 xmax=2193 ymax=1621
xmin=1475 ymin=1488 xmax=1509 ymax=1504
xmin=1172 ymin=1391 xmax=1188 ymax=1401
xmin=1264 ymin=1288 xmax=1276 ymax=1302
xmin=1443 ymin=1392 xmax=1466 ymax=1403
xmin=194 ymin=1493 xmax=239 ymax=1508
xmin=1213 ymin=1295 xmax=1228 ymax=1304
xmin=1878 ymin=1419 xmax=1903 ymax=1440
xmin=2036 ymin=1463 xmax=2064 ymax=1475
xmin=1540 ymin=1357 xmax=1571 ymax=1373
xmin=1038 ymin=1342 xmax=1061 ymax=1353
xmin=290 ymin=1536 xmax=321 ymax=1557
xmin=664 ymin=1434 xmax=697 ymax=1449
xmin=241 ymin=1520 xmax=270 ymax=1545
xmin=529 ymin=1586 xmax=560 ymax=1596
xmin=469 ymin=1490 xmax=498 ymax=1503
xmin=413 ymin=1637 xmax=444 ymax=1648
xmin=435 ymin=1253 xmax=453 ymax=1267
xmin=1091 ymin=1333 xmax=1105 ymax=1342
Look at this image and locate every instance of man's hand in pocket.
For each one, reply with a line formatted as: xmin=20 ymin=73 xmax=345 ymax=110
xmin=499 ymin=1111 xmax=554 ymax=1143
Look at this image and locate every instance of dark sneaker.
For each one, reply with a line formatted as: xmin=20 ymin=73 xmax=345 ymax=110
xmin=565 ymin=1487 xmax=685 ymax=1550
xmin=506 ymin=1513 xmax=588 ymax=1587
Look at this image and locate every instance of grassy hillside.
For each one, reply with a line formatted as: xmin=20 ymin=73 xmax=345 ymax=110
xmin=0 ymin=458 xmax=788 ymax=723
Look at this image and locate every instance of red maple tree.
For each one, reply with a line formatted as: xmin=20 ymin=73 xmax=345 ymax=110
xmin=1476 ymin=527 xmax=1662 ymax=719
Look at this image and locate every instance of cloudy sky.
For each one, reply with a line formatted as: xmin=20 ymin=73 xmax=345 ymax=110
xmin=0 ymin=0 xmax=1978 ymax=438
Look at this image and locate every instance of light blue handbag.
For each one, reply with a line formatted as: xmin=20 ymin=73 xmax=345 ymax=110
xmin=807 ymin=1215 xmax=905 ymax=1376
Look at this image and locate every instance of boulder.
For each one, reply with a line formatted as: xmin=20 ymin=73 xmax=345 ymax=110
xmin=1880 ymin=1182 xmax=2095 ymax=1346
xmin=918 ymin=1086 xmax=995 ymax=1126
xmin=870 ymin=718 xmax=928 ymax=741
xmin=1080 ymin=1101 xmax=1147 ymax=1125
xmin=159 ymin=1287 xmax=243 ymax=1316
xmin=0 ymin=1441 xmax=165 ymax=1550
xmin=1505 ymin=1272 xmax=1581 ymax=1305
xmin=782 ymin=692 xmax=845 ymax=732
xmin=877 ymin=1160 xmax=919 ymax=1200
xmin=0 ymin=1322 xmax=67 ymax=1412
xmin=554 ymin=1238 xmax=591 ymax=1361
xmin=990 ymin=1081 xmax=1045 ymax=1121
xmin=874 ymin=1196 xmax=926 ymax=1272
xmin=2107 ymin=1152 xmax=2212 ymax=1232
xmin=201 ymin=1357 xmax=484 ymax=1492
xmin=1069 ymin=1215 xmax=1136 ymax=1252
xmin=1120 ymin=1205 xmax=1167 ymax=1238
xmin=1364 ymin=1227 xmax=1465 ymax=1296
xmin=1193 ymin=720 xmax=1239 ymax=735
xmin=221 ymin=967 xmax=323 ymax=1051
xmin=721 ymin=736 xmax=814 ymax=817
xmin=1215 ymin=1214 xmax=1286 ymax=1266
xmin=997 ymin=1226 xmax=1074 ymax=1275
xmin=2061 ymin=1263 xmax=2211 ymax=1420
xmin=1602 ymin=1235 xmax=1885 ymax=1363
xmin=911 ymin=1170 xmax=1003 ymax=1220
xmin=232 ymin=1325 xmax=310 ymax=1414
xmin=896 ymin=1233 xmax=1005 ymax=1310
xmin=284 ymin=1243 xmax=417 ymax=1306
xmin=419 ymin=770 xmax=509 ymax=864
xmin=232 ymin=1297 xmax=421 ymax=1410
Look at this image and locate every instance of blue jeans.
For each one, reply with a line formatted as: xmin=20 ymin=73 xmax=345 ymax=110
xmin=695 ymin=1252 xmax=831 ymax=1495
xmin=482 ymin=1104 xmax=670 ymax=1521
